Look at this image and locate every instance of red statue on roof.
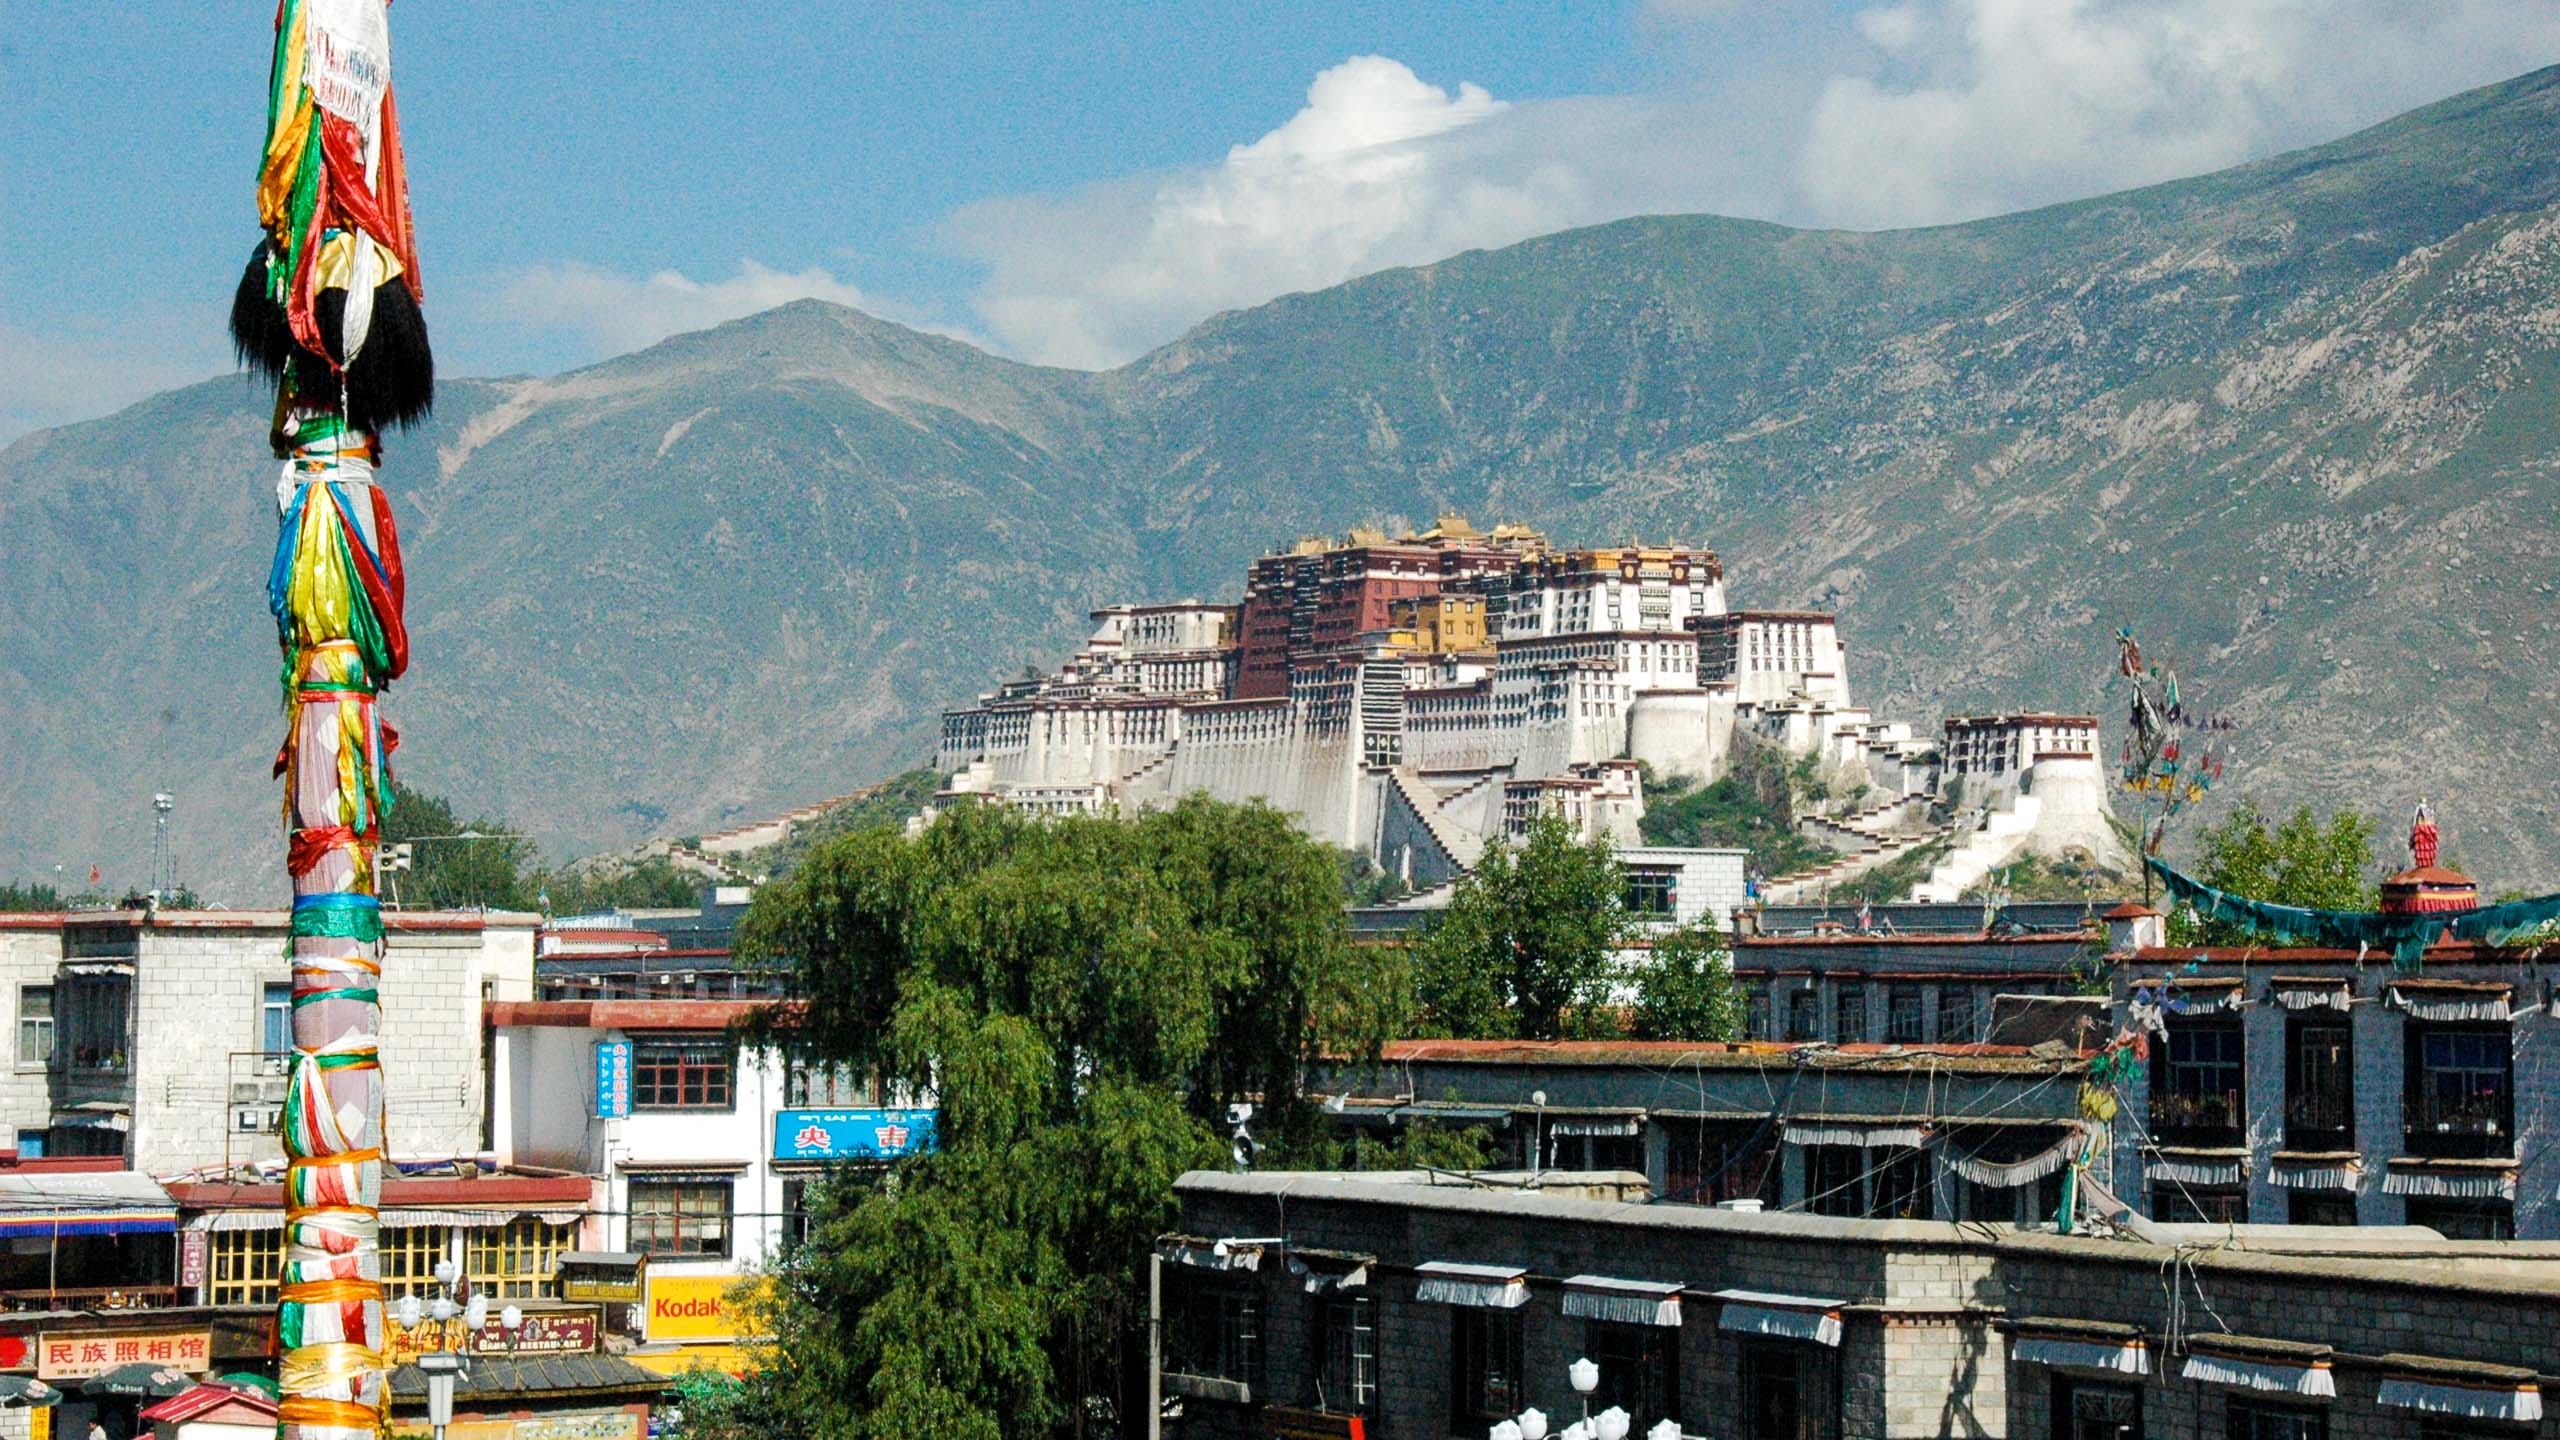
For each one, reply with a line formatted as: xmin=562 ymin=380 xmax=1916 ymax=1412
xmin=2411 ymin=798 xmax=2440 ymax=869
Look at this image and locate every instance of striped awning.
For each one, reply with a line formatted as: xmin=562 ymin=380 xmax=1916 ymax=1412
xmin=2146 ymin=1152 xmax=2245 ymax=1187
xmin=1715 ymin=1289 xmax=1844 ymax=1347
xmin=1415 ymin=1262 xmax=1528 ymax=1309
xmin=1783 ymin=1121 xmax=1927 ymax=1149
xmin=2182 ymin=1337 xmax=2336 ymax=1398
xmin=2015 ymin=1336 xmax=2150 ymax=1375
xmin=1158 ymin=1235 xmax=1264 ymax=1271
xmin=187 ymin=1207 xmax=583 ymax=1234
xmin=1550 ymin=1115 xmax=1644 ymax=1138
xmin=2388 ymin=981 xmax=2513 ymax=1023
xmin=2382 ymin=1165 xmax=2516 ymax=1201
xmin=1286 ymin=1248 xmax=1372 ymax=1294
xmin=0 ymin=1173 xmax=177 ymax=1237
xmin=1942 ymin=1129 xmax=2083 ymax=1188
xmin=2266 ymin=1159 xmax=2360 ymax=1192
xmin=2377 ymin=1356 xmax=2542 ymax=1423
xmin=2269 ymin=978 xmax=2350 ymax=1011
xmin=1560 ymin=1275 xmax=1682 ymax=1327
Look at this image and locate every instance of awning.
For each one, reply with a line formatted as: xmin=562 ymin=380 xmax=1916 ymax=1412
xmin=1560 ymin=1275 xmax=1682 ymax=1327
xmin=0 ymin=1171 xmax=177 ymax=1237
xmin=2388 ymin=981 xmax=2513 ymax=1023
xmin=1715 ymin=1290 xmax=1844 ymax=1347
xmin=1550 ymin=1116 xmax=1644 ymax=1138
xmin=2134 ymin=978 xmax=2243 ymax=1013
xmin=2181 ymin=1337 xmax=2336 ymax=1398
xmin=48 ymin=1111 xmax=131 ymax=1133
xmin=2269 ymin=978 xmax=2350 ymax=1012
xmin=1390 ymin=1104 xmax=1514 ymax=1127
xmin=1783 ymin=1121 xmax=1927 ymax=1149
xmin=2382 ymin=1164 xmax=2516 ymax=1201
xmin=1158 ymin=1235 xmax=1265 ymax=1272
xmin=2267 ymin=1158 xmax=2361 ymax=1192
xmin=1942 ymin=1129 xmax=2083 ymax=1188
xmin=2145 ymin=1151 xmax=2244 ymax=1187
xmin=2016 ymin=1338 xmax=2150 ymax=1375
xmin=1285 ymin=1248 xmax=1373 ymax=1294
xmin=61 ymin=961 xmax=136 ymax=977
xmin=187 ymin=1207 xmax=585 ymax=1234
xmin=1414 ymin=1262 xmax=1528 ymax=1309
xmin=2376 ymin=1356 xmax=2542 ymax=1423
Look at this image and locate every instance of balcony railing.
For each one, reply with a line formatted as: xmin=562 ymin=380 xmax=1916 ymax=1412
xmin=2149 ymin=1090 xmax=2244 ymax=1146
xmin=2405 ymin=1090 xmax=2513 ymax=1159
xmin=2283 ymin=1090 xmax=2354 ymax=1147
xmin=0 ymin=1285 xmax=180 ymax=1314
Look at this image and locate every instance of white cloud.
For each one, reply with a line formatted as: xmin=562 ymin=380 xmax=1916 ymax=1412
xmin=487 ymin=259 xmax=877 ymax=359
xmin=1800 ymin=0 xmax=2560 ymax=229
xmin=954 ymin=57 xmax=1637 ymax=369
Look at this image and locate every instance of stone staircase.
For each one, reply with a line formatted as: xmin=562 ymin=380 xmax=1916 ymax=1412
xmin=1910 ymin=798 xmax=2046 ymax=903
xmin=1757 ymin=817 xmax=1964 ymax=906
xmin=1384 ymin=767 xmax=1483 ymax=874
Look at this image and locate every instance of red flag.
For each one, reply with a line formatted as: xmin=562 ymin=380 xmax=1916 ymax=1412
xmin=88 ymin=865 xmax=101 ymax=886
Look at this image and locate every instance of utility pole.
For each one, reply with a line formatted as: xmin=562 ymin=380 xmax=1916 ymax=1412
xmin=1146 ymin=1253 xmax=1162 ymax=1440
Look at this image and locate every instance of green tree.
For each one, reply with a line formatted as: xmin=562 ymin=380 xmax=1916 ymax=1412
xmin=1412 ymin=814 xmax=1628 ymax=1040
xmin=1627 ymin=920 xmax=1743 ymax=1041
xmin=731 ymin=796 xmax=1405 ymax=1438
xmin=538 ymin=857 xmax=703 ymax=913
xmin=381 ymin=779 xmax=536 ymax=910
xmin=2169 ymin=802 xmax=2378 ymax=944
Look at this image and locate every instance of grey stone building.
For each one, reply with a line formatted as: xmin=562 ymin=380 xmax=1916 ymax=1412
xmin=0 ymin=908 xmax=537 ymax=1173
xmin=2105 ymin=935 xmax=2560 ymax=1238
xmin=1731 ymin=925 xmax=2103 ymax=1047
xmin=1169 ymin=1169 xmax=2560 ymax=1440
xmin=1318 ymin=1039 xmax=2088 ymax=1225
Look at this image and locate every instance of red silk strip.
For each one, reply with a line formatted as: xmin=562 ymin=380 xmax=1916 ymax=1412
xmin=289 ymin=825 xmax=363 ymax=876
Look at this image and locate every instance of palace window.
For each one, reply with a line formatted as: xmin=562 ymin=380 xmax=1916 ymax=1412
xmin=2403 ymin=1197 xmax=2515 ymax=1240
xmin=1938 ymin=987 xmax=1977 ymax=1044
xmin=628 ymin=1177 xmax=732 ymax=1257
xmin=1591 ymin=1320 xmax=1680 ymax=1432
xmin=2283 ymin=1019 xmax=2354 ymax=1148
xmin=465 ymin=1218 xmax=576 ymax=1298
xmin=207 ymin=1228 xmax=283 ymax=1307
xmin=1738 ymin=1338 xmax=1836 ymax=1440
xmin=2230 ymin=1398 xmax=2327 ymax=1440
xmin=1835 ymin=987 xmax=1868 ymax=1044
xmin=2150 ymin=1019 xmax=2245 ymax=1145
xmin=15 ymin=985 xmax=51 ymax=1068
xmin=1166 ymin=1276 xmax=1263 ymax=1391
xmin=379 ymin=1225 xmax=452 ymax=1300
xmin=2405 ymin=1026 xmax=2512 ymax=1159
xmin=1885 ymin=986 xmax=1925 ymax=1044
xmin=1450 ymin=1307 xmax=1526 ymax=1431
xmin=634 ymin=1036 xmax=734 ymax=1111
xmin=1313 ymin=1294 xmax=1377 ymax=1416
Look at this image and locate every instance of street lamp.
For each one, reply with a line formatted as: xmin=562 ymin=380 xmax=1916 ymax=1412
xmin=395 ymin=1259 xmax=492 ymax=1440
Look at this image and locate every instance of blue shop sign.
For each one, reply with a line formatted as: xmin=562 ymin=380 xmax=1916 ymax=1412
xmin=772 ymin=1107 xmax=939 ymax=1162
xmin=594 ymin=1040 xmax=633 ymax=1119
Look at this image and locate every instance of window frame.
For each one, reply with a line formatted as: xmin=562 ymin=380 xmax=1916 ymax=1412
xmin=785 ymin=1056 xmax=880 ymax=1109
xmin=378 ymin=1224 xmax=453 ymax=1300
xmin=2283 ymin=1017 xmax=2354 ymax=1149
xmin=1590 ymin=1318 xmax=1680 ymax=1432
xmin=1624 ymin=866 xmax=1681 ymax=919
xmin=1938 ymin=986 xmax=1977 ymax=1044
xmin=2052 ymin=1376 xmax=2143 ymax=1440
xmin=627 ymin=1176 xmax=735 ymax=1258
xmin=1449 ymin=1306 xmax=1526 ymax=1430
xmin=207 ymin=1228 xmax=282 ymax=1307
xmin=632 ymin=1035 xmax=736 ymax=1112
xmin=15 ymin=984 xmax=52 ymax=1070
xmin=1885 ymin=985 xmax=1925 ymax=1044
xmin=2229 ymin=1397 xmax=2328 ymax=1440
xmin=1738 ymin=1336 xmax=1835 ymax=1440
xmin=1835 ymin=986 xmax=1868 ymax=1044
xmin=2404 ymin=1024 xmax=2513 ymax=1159
xmin=260 ymin=981 xmax=294 ymax=1059
xmin=1313 ymin=1293 xmax=1377 ymax=1417
xmin=1165 ymin=1273 xmax=1264 ymax=1392
xmin=2150 ymin=1018 xmax=2246 ymax=1146
xmin=464 ymin=1218 xmax=575 ymax=1298
xmin=2402 ymin=1196 xmax=2515 ymax=1240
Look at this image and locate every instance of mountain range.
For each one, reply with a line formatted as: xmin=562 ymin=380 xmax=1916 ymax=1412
xmin=8 ymin=66 xmax=2560 ymax=900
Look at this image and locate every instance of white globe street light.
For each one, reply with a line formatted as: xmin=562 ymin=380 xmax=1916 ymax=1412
xmin=1595 ymin=1406 xmax=1632 ymax=1440
xmin=1648 ymin=1422 xmax=1684 ymax=1440
xmin=1492 ymin=1421 xmax=1524 ymax=1440
xmin=1569 ymin=1356 xmax=1600 ymax=1395
xmin=1519 ymin=1407 xmax=1550 ymax=1440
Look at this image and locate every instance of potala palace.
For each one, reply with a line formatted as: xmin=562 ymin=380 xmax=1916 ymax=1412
xmin=936 ymin=518 xmax=2126 ymax=901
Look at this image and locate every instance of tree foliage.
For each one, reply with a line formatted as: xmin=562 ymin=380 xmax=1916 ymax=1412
xmin=731 ymin=796 xmax=1406 ymax=1437
xmin=1412 ymin=814 xmax=1628 ymax=1040
xmin=2169 ymin=801 xmax=2378 ymax=944
xmin=1627 ymin=920 xmax=1744 ymax=1042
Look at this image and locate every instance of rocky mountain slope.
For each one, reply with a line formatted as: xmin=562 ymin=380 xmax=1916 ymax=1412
xmin=8 ymin=67 xmax=2560 ymax=898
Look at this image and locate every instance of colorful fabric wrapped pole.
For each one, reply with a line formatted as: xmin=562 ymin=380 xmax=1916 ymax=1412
xmin=232 ymin=4 xmax=431 ymax=1438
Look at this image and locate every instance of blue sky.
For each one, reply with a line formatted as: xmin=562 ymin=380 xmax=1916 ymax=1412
xmin=3 ymin=1 xmax=2555 ymax=437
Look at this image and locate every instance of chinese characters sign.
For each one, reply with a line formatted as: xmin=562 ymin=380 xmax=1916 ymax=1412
xmin=770 ymin=1107 xmax=939 ymax=1162
xmin=594 ymin=1040 xmax=632 ymax=1119
xmin=38 ymin=1330 xmax=212 ymax=1379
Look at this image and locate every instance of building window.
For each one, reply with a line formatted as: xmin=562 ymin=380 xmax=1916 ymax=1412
xmin=1787 ymin=990 xmax=1819 ymax=1042
xmin=2230 ymin=1398 xmax=2327 ymax=1440
xmin=1807 ymin=1145 xmax=1865 ymax=1218
xmin=1625 ymin=867 xmax=1680 ymax=919
xmin=1938 ymin=987 xmax=1976 ymax=1044
xmin=2284 ymin=1019 xmax=2353 ymax=1148
xmin=2053 ymin=1377 xmax=2141 ymax=1440
xmin=1314 ymin=1294 xmax=1377 ymax=1416
xmin=786 ymin=1056 xmax=879 ymax=1108
xmin=379 ymin=1225 xmax=452 ymax=1300
xmin=261 ymin=982 xmax=293 ymax=1058
xmin=1665 ymin=1119 xmax=1777 ymax=1208
xmin=1591 ymin=1320 xmax=1680 ymax=1432
xmin=2150 ymin=1020 xmax=2245 ymax=1145
xmin=208 ymin=1229 xmax=282 ymax=1307
xmin=1872 ymin=1145 xmax=1934 ymax=1220
xmin=1739 ymin=1338 xmax=1834 ymax=1440
xmin=464 ymin=1219 xmax=575 ymax=1298
xmin=2403 ymin=1197 xmax=2515 ymax=1240
xmin=2287 ymin=1193 xmax=2358 ymax=1227
xmin=1746 ymin=988 xmax=1772 ymax=1040
xmin=15 ymin=985 xmax=51 ymax=1068
xmin=1166 ymin=1277 xmax=1263 ymax=1391
xmin=1451 ymin=1307 xmax=1526 ymax=1430
xmin=633 ymin=1036 xmax=734 ymax=1110
xmin=2405 ymin=1026 xmax=2512 ymax=1158
xmin=59 ymin=974 xmax=130 ymax=1073
xmin=2151 ymin=1185 xmax=2247 ymax=1225
xmin=1835 ymin=987 xmax=1868 ymax=1043
xmin=1885 ymin=986 xmax=1924 ymax=1044
xmin=628 ymin=1177 xmax=734 ymax=1257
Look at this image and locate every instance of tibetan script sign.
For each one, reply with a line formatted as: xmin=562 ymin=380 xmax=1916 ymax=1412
xmin=770 ymin=1107 xmax=939 ymax=1162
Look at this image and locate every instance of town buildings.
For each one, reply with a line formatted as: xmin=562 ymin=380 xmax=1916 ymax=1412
xmin=1167 ymin=1167 xmax=2560 ymax=1440
xmin=935 ymin=517 xmax=2124 ymax=896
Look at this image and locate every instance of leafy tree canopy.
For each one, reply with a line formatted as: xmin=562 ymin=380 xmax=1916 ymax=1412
xmin=1412 ymin=814 xmax=1628 ymax=1040
xmin=2169 ymin=801 xmax=2377 ymax=944
xmin=1627 ymin=919 xmax=1744 ymax=1042
xmin=731 ymin=796 xmax=1406 ymax=1438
